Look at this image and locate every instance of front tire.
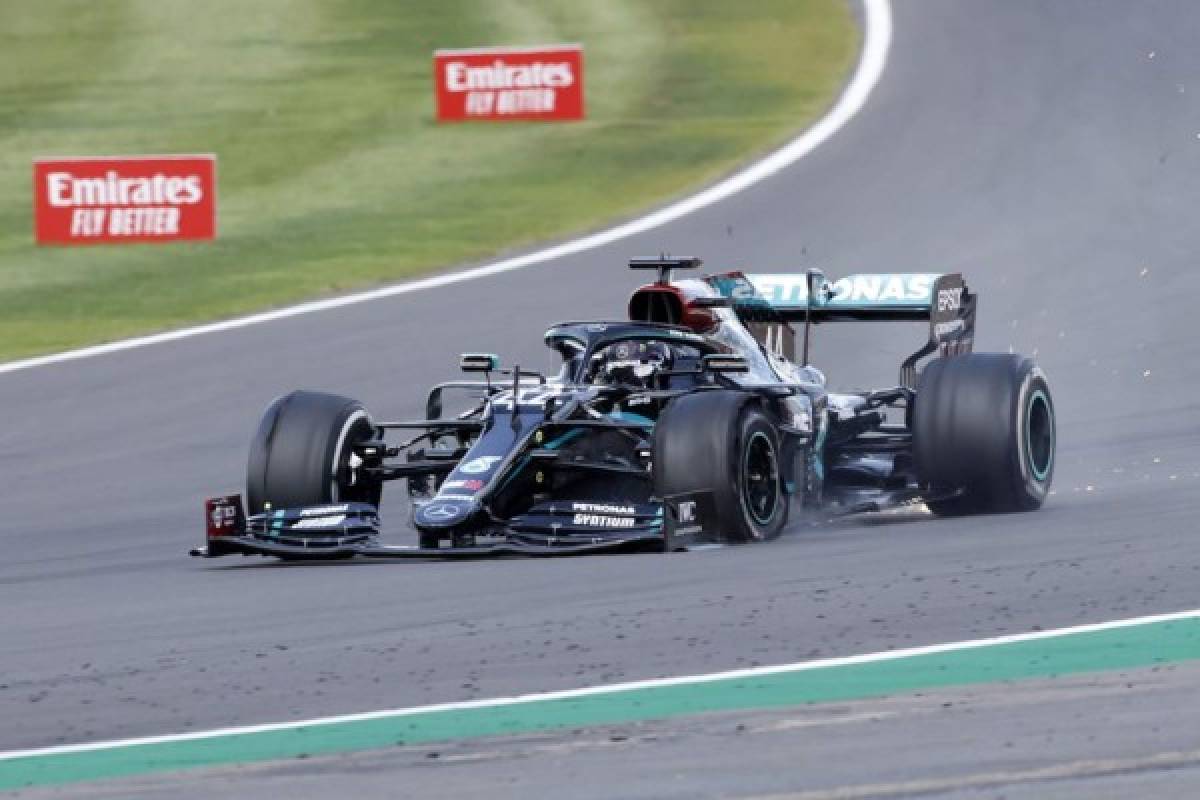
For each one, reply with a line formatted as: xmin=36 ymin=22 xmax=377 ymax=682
xmin=914 ymin=354 xmax=1055 ymax=515
xmin=654 ymin=391 xmax=787 ymax=542
xmin=246 ymin=390 xmax=382 ymax=515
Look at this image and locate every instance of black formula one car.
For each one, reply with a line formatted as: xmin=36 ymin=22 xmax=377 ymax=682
xmin=193 ymin=257 xmax=1056 ymax=560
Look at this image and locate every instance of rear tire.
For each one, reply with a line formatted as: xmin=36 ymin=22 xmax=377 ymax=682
xmin=246 ymin=390 xmax=382 ymax=515
xmin=914 ymin=354 xmax=1055 ymax=515
xmin=654 ymin=391 xmax=787 ymax=542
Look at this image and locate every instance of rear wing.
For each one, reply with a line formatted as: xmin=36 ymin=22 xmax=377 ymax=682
xmin=746 ymin=273 xmax=941 ymax=320
xmin=712 ymin=270 xmax=976 ymax=387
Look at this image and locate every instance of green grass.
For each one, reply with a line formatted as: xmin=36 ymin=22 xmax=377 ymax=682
xmin=0 ymin=0 xmax=857 ymax=361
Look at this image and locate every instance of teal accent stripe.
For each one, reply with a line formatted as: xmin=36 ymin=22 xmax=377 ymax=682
xmin=3 ymin=617 xmax=1200 ymax=790
xmin=1027 ymin=388 xmax=1053 ymax=482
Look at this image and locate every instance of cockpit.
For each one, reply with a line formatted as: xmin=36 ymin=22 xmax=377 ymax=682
xmin=544 ymin=324 xmax=708 ymax=388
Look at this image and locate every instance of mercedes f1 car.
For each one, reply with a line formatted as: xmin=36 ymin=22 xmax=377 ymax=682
xmin=193 ymin=257 xmax=1056 ymax=560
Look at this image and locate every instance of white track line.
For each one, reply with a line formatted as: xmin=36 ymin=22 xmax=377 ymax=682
xmin=1 ymin=606 xmax=1197 ymax=762
xmin=0 ymin=0 xmax=893 ymax=377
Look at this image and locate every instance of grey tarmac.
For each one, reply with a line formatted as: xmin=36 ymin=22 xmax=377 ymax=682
xmin=2 ymin=0 xmax=1200 ymax=795
xmin=12 ymin=662 xmax=1200 ymax=799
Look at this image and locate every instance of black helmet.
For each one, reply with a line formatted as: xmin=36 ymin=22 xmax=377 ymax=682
xmin=591 ymin=339 xmax=673 ymax=389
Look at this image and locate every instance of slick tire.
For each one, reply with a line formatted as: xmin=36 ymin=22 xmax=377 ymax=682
xmin=914 ymin=354 xmax=1055 ymax=516
xmin=654 ymin=390 xmax=787 ymax=543
xmin=246 ymin=390 xmax=381 ymax=515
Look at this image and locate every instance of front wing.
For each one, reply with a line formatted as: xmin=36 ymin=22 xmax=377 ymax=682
xmin=192 ymin=491 xmax=717 ymax=560
xmin=191 ymin=533 xmax=665 ymax=559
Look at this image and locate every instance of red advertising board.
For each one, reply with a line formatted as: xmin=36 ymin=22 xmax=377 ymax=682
xmin=434 ymin=44 xmax=584 ymax=122
xmin=33 ymin=155 xmax=216 ymax=245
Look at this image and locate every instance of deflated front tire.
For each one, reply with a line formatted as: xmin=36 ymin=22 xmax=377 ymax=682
xmin=246 ymin=390 xmax=381 ymax=515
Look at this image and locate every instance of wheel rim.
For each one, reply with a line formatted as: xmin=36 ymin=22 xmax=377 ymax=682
xmin=742 ymin=431 xmax=780 ymax=526
xmin=331 ymin=410 xmax=372 ymax=503
xmin=1026 ymin=389 xmax=1054 ymax=482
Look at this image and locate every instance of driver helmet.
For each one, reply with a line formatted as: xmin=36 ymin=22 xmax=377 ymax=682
xmin=593 ymin=340 xmax=673 ymax=389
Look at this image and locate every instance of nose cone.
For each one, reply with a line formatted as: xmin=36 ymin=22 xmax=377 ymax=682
xmin=414 ymin=497 xmax=475 ymax=529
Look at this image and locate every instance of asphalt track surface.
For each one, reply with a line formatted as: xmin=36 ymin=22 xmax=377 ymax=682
xmin=19 ymin=662 xmax=1200 ymax=800
xmin=3 ymin=0 xmax=1200 ymax=795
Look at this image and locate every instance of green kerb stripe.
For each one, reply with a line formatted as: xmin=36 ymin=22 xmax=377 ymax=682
xmin=4 ymin=618 xmax=1199 ymax=790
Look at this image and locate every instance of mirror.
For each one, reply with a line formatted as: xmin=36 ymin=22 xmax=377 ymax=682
xmin=703 ymin=354 xmax=749 ymax=374
xmin=460 ymin=353 xmax=500 ymax=373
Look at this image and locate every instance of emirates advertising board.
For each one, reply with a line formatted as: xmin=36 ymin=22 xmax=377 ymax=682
xmin=434 ymin=44 xmax=584 ymax=122
xmin=33 ymin=155 xmax=216 ymax=245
